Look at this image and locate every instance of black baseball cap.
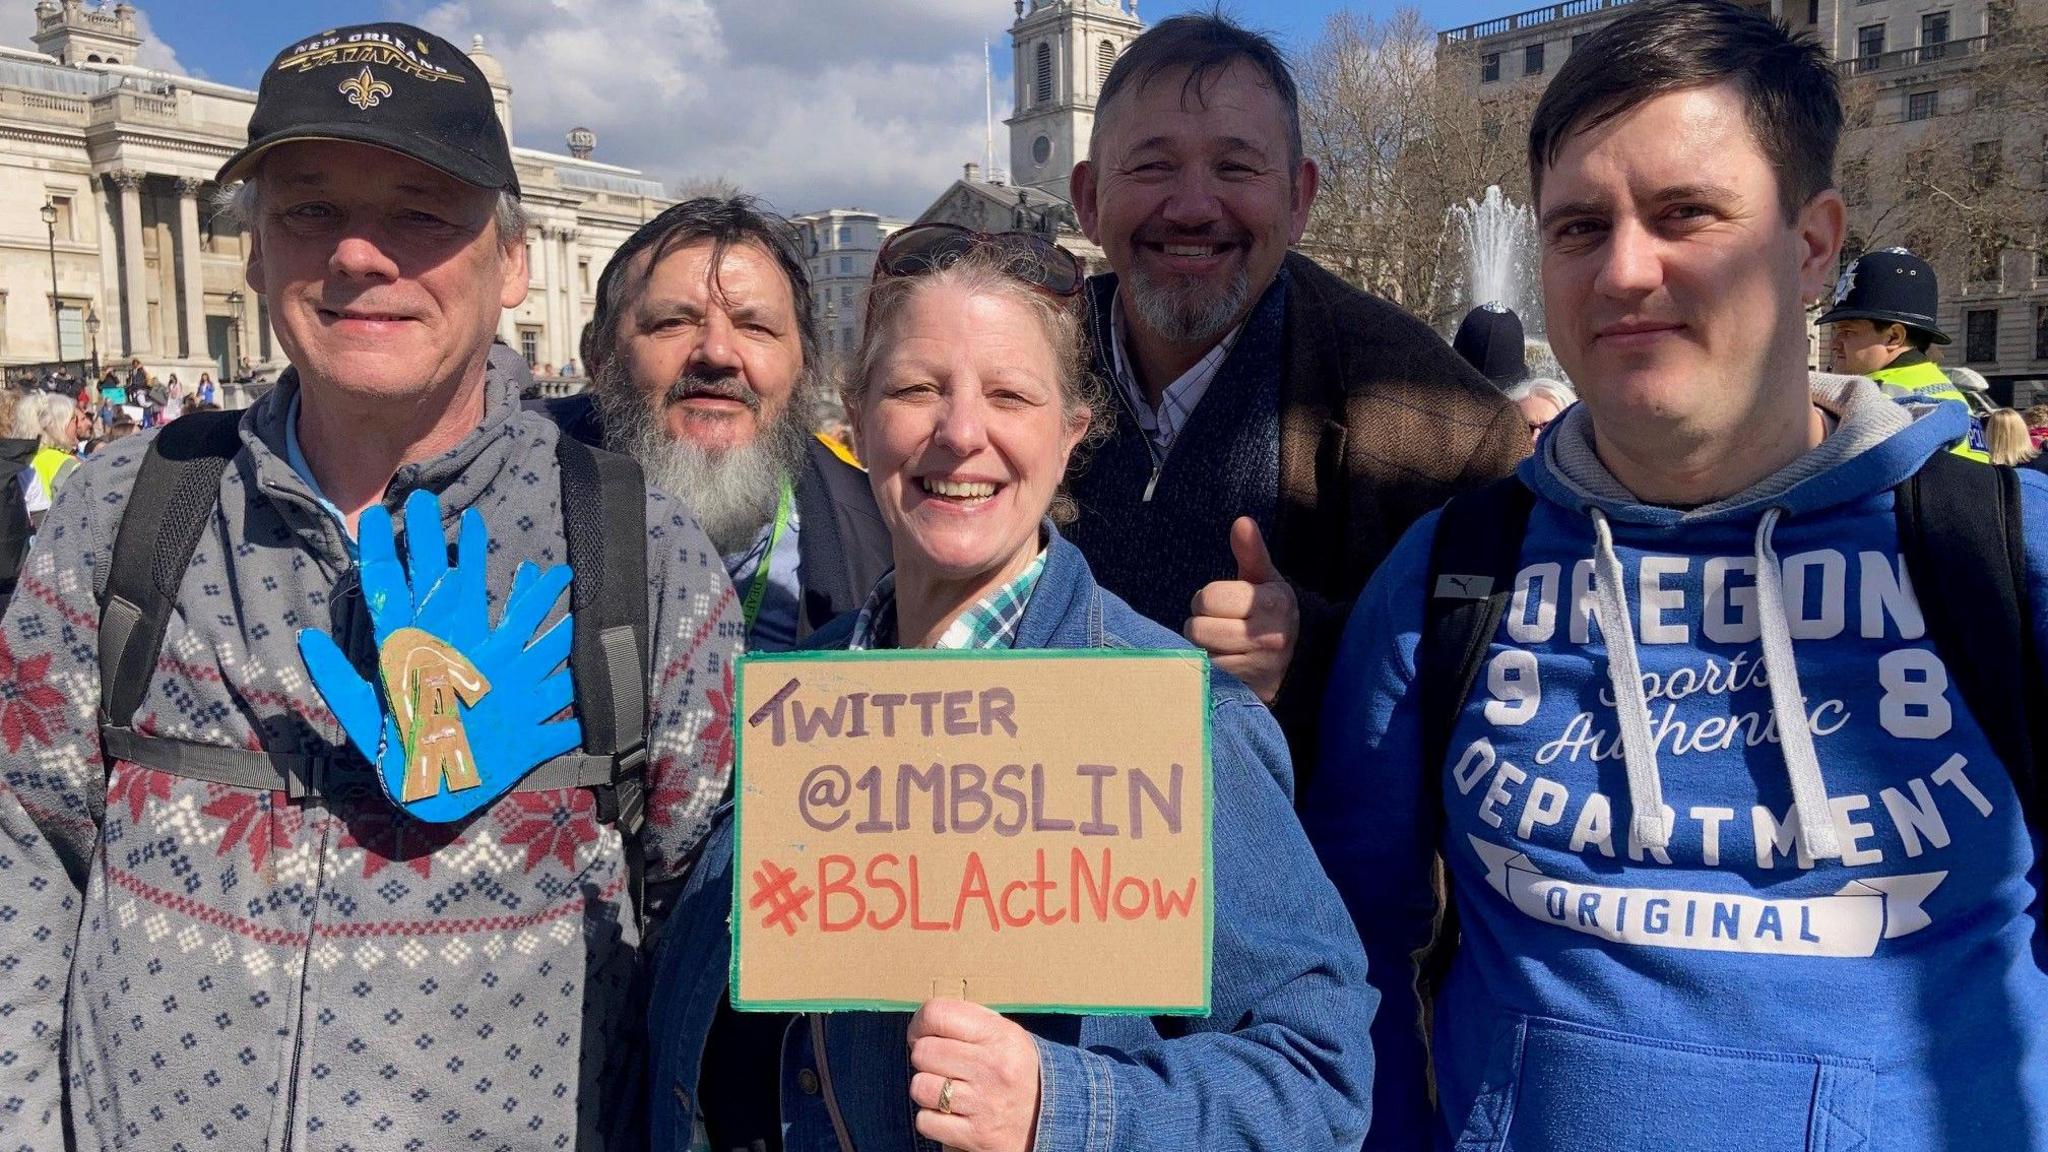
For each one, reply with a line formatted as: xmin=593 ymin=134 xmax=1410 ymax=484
xmin=217 ymin=23 xmax=519 ymax=195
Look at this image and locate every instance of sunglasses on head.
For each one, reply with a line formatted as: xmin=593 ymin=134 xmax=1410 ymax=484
xmin=871 ymin=222 xmax=1084 ymax=297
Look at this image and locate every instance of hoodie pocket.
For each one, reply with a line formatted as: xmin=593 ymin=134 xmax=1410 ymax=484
xmin=1452 ymin=1015 xmax=1874 ymax=1152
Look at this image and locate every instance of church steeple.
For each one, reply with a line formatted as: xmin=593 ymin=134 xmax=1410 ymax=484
xmin=1006 ymin=0 xmax=1142 ymax=198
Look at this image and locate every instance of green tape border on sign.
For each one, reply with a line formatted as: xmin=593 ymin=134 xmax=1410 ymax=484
xmin=727 ymin=647 xmax=1215 ymax=1017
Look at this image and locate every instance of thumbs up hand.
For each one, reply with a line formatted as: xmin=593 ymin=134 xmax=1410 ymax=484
xmin=1184 ymin=517 xmax=1299 ymax=704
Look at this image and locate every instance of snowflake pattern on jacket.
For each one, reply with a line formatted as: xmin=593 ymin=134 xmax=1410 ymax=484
xmin=0 ymin=365 xmax=744 ymax=1151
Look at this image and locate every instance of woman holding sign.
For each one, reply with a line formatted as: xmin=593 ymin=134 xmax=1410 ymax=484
xmin=645 ymin=228 xmax=1376 ymax=1151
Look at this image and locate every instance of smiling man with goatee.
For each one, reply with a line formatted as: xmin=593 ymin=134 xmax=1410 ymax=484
xmin=548 ymin=196 xmax=890 ymax=652
xmin=1064 ymin=14 xmax=1529 ymax=791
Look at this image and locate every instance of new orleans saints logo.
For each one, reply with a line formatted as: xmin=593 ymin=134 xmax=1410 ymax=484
xmin=339 ymin=66 xmax=393 ymax=110
xmin=379 ymin=627 xmax=492 ymax=803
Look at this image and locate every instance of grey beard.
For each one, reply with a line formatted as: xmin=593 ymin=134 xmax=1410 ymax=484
xmin=592 ymin=366 xmax=813 ymax=555
xmin=1125 ymin=262 xmax=1252 ymax=347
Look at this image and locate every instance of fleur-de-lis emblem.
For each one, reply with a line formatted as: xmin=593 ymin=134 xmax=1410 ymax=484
xmin=339 ymin=66 xmax=393 ymax=110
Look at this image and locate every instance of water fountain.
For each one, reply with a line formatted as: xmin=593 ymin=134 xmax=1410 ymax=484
xmin=1446 ymin=185 xmax=1560 ymax=382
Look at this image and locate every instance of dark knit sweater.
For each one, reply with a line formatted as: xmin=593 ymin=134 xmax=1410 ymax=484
xmin=1066 ymin=272 xmax=1287 ymax=632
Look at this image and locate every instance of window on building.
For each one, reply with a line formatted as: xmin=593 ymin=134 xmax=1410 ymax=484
xmin=579 ymin=257 xmax=591 ymax=294
xmin=1856 ymin=23 xmax=1885 ymax=68
xmin=1098 ymin=40 xmax=1116 ymax=84
xmin=1524 ymin=43 xmax=1545 ymax=76
xmin=519 ymin=326 xmax=540 ymax=367
xmin=1920 ymin=11 xmax=1949 ymax=60
xmin=2036 ymin=305 xmax=2048 ymax=361
xmin=1481 ymin=52 xmax=1500 ymax=82
xmin=837 ymin=225 xmax=852 ymax=244
xmin=1972 ymin=238 xmax=2004 ymax=282
xmin=1906 ymin=90 xmax=1938 ymax=121
xmin=47 ymin=194 xmax=73 ymax=242
xmin=56 ymin=302 xmax=83 ymax=360
xmin=1807 ymin=0 xmax=1819 ymax=23
xmin=1970 ymin=140 xmax=2002 ymax=187
xmin=841 ymin=325 xmax=854 ymax=351
xmin=839 ymin=255 xmax=853 ymax=274
xmin=1570 ymin=33 xmax=1590 ymax=54
xmin=2036 ymin=245 xmax=2047 ymax=278
xmin=839 ymin=285 xmax=853 ymax=305
xmin=1965 ymin=308 xmax=1999 ymax=363
xmin=1034 ymin=42 xmax=1052 ymax=106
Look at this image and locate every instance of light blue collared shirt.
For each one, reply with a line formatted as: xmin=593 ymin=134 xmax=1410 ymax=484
xmin=285 ymin=393 xmax=359 ymax=558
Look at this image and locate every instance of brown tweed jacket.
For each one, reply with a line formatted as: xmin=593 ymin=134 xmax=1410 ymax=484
xmin=1262 ymin=252 xmax=1529 ymax=784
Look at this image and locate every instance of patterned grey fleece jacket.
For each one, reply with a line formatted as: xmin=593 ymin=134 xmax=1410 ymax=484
xmin=0 ymin=363 xmax=744 ymax=1150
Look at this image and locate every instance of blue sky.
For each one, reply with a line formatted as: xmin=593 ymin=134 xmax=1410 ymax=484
xmin=10 ymin=0 xmax=1525 ymax=216
xmin=119 ymin=0 xmax=1517 ymax=88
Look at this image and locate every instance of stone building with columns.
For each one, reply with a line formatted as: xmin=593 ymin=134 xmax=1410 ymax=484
xmin=0 ymin=1 xmax=670 ymax=402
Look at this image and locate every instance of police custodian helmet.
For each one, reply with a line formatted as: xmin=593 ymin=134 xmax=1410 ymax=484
xmin=1816 ymin=247 xmax=1951 ymax=345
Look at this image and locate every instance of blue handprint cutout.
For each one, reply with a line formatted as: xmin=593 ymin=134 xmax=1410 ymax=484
xmin=298 ymin=489 xmax=582 ymax=823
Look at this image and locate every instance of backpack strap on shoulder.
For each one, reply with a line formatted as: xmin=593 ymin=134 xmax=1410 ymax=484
xmin=99 ymin=410 xmax=244 ymax=738
xmin=1415 ymin=474 xmax=1534 ymax=1031
xmin=1421 ymin=476 xmax=1537 ymax=789
xmin=1893 ymin=452 xmax=2045 ymax=832
xmin=553 ymin=432 xmax=651 ymax=829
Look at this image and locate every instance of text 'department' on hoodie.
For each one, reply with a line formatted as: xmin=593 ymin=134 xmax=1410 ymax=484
xmin=1306 ymin=374 xmax=2048 ymax=1152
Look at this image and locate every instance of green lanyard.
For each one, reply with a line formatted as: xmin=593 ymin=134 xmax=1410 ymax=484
xmin=741 ymin=477 xmax=795 ymax=636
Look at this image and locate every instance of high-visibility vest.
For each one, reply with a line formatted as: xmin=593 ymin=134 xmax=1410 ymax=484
xmin=29 ymin=445 xmax=76 ymax=497
xmin=1871 ymin=359 xmax=1990 ymax=463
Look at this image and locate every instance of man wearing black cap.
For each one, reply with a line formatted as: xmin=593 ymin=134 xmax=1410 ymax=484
xmin=1821 ymin=246 xmax=1989 ymax=461
xmin=0 ymin=23 xmax=742 ymax=1151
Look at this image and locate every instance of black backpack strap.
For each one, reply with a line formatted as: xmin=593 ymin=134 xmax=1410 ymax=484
xmin=1421 ymin=476 xmax=1537 ymax=793
xmin=99 ymin=410 xmax=244 ymax=737
xmin=1894 ymin=452 xmax=2045 ymax=834
xmin=1415 ymin=475 xmax=1534 ymax=1036
xmin=554 ymin=432 xmax=652 ymax=924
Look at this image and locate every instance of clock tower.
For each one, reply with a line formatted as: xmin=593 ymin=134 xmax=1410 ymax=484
xmin=1005 ymin=0 xmax=1143 ymax=198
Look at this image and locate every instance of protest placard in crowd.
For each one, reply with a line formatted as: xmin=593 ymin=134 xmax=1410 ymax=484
xmin=731 ymin=650 xmax=1213 ymax=1014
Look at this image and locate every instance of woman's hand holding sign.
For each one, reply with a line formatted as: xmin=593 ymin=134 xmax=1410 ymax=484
xmin=908 ymin=998 xmax=1041 ymax=1152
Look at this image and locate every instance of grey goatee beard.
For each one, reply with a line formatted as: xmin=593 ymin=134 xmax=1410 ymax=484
xmin=1126 ymin=261 xmax=1252 ymax=347
xmin=592 ymin=362 xmax=812 ymax=555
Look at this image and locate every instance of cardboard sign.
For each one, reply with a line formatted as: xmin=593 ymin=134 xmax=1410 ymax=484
xmin=731 ymin=649 xmax=1213 ymax=1015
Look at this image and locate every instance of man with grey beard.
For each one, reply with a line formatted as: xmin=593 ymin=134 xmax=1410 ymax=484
xmin=1065 ymin=13 xmax=1528 ymax=791
xmin=546 ymin=197 xmax=890 ymax=652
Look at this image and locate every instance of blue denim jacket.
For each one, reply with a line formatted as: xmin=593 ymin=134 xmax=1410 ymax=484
xmin=646 ymin=528 xmax=1377 ymax=1151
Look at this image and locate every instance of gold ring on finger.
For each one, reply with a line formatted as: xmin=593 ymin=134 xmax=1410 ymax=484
xmin=938 ymin=1077 xmax=957 ymax=1115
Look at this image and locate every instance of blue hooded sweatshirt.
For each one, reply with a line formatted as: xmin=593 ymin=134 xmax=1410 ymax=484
xmin=1306 ymin=375 xmax=2048 ymax=1151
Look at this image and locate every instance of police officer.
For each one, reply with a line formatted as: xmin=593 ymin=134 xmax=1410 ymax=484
xmin=1820 ymin=247 xmax=1988 ymax=461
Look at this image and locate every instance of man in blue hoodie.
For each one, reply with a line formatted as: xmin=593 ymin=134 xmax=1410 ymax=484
xmin=1306 ymin=1 xmax=2048 ymax=1148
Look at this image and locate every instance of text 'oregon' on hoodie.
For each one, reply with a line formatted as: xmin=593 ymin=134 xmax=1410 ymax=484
xmin=1305 ymin=375 xmax=2048 ymax=1151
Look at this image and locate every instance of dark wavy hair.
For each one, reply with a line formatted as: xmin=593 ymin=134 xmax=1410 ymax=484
xmin=1528 ymin=0 xmax=1841 ymax=221
xmin=583 ymin=195 xmax=818 ymax=380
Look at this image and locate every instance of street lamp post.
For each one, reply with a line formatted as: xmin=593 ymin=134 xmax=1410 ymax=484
xmin=224 ymin=289 xmax=244 ymax=386
xmin=86 ymin=307 xmax=100 ymax=378
xmin=40 ymin=197 xmax=60 ymax=369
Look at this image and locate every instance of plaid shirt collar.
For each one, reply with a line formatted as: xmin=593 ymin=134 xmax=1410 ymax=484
xmin=847 ymin=548 xmax=1048 ymax=651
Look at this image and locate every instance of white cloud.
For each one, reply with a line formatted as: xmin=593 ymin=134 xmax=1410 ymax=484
xmin=411 ymin=0 xmax=1013 ymax=219
xmin=0 ymin=5 xmax=191 ymax=76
